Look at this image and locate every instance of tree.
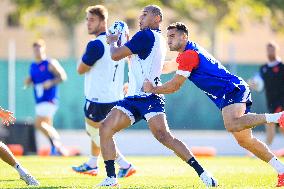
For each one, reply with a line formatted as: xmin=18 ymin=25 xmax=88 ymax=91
xmin=136 ymin=0 xmax=268 ymax=56
xmin=258 ymin=0 xmax=284 ymax=33
xmin=11 ymin=0 xmax=104 ymax=58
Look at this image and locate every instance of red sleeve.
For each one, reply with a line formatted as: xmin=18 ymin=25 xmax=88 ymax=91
xmin=176 ymin=50 xmax=199 ymax=72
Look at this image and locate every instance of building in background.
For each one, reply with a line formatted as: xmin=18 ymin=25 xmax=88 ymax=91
xmin=0 ymin=0 xmax=284 ymax=63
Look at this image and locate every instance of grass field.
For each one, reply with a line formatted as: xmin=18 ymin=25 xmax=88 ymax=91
xmin=0 ymin=156 xmax=282 ymax=188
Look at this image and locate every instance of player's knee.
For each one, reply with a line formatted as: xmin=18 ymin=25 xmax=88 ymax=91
xmin=235 ymin=136 xmax=254 ymax=148
xmin=225 ymin=122 xmax=242 ymax=132
xmin=85 ymin=123 xmax=100 ymax=147
xmin=153 ymin=130 xmax=172 ymax=145
xmin=99 ymin=121 xmax=115 ymax=138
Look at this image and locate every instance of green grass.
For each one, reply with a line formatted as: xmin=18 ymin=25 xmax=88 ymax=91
xmin=0 ymin=156 xmax=282 ymax=188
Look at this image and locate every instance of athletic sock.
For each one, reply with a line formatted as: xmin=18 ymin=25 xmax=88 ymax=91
xmin=265 ymin=112 xmax=283 ymax=123
xmin=86 ymin=155 xmax=98 ymax=168
xmin=14 ymin=163 xmax=28 ymax=176
xmin=115 ymin=152 xmax=130 ymax=169
xmin=187 ymin=157 xmax=205 ymax=176
xmin=48 ymin=137 xmax=55 ymax=147
xmin=268 ymin=157 xmax=284 ymax=174
xmin=104 ymin=160 xmax=116 ymax=178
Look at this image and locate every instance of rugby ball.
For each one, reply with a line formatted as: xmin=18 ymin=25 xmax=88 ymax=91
xmin=108 ymin=21 xmax=129 ymax=47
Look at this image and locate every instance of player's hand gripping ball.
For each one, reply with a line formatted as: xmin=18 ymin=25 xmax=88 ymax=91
xmin=108 ymin=21 xmax=129 ymax=47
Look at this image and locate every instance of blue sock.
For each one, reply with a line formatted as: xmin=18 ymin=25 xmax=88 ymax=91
xmin=187 ymin=157 xmax=204 ymax=176
xmin=104 ymin=160 xmax=116 ymax=178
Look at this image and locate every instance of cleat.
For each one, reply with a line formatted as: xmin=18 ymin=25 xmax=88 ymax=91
xmin=20 ymin=173 xmax=40 ymax=186
xmin=97 ymin=176 xmax=118 ymax=187
xmin=72 ymin=163 xmax=98 ymax=176
xmin=117 ymin=164 xmax=136 ymax=178
xmin=278 ymin=112 xmax=284 ymax=128
xmin=200 ymin=171 xmax=218 ymax=187
xmin=277 ymin=173 xmax=284 ymax=187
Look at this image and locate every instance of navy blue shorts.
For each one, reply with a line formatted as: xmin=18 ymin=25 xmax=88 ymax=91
xmin=114 ymin=94 xmax=165 ymax=125
xmin=220 ymin=85 xmax=252 ymax=114
xmin=84 ymin=100 xmax=117 ymax=122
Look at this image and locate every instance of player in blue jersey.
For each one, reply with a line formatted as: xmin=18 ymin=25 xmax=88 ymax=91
xmin=0 ymin=107 xmax=39 ymax=186
xmin=142 ymin=22 xmax=284 ymax=187
xmin=97 ymin=5 xmax=217 ymax=187
xmin=72 ymin=5 xmax=135 ymax=178
xmin=24 ymin=39 xmax=68 ymax=156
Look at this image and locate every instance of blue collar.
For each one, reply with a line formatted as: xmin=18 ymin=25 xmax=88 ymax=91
xmin=98 ymin=32 xmax=106 ymax=36
xmin=183 ymin=41 xmax=191 ymax=52
xmin=153 ymin=29 xmax=161 ymax=33
xmin=142 ymin=28 xmax=161 ymax=33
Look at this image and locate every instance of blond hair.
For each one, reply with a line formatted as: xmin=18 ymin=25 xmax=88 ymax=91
xmin=86 ymin=5 xmax=108 ymax=21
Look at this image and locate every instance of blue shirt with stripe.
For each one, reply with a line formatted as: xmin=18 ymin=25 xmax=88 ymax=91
xmin=185 ymin=41 xmax=245 ymax=108
xmin=30 ymin=60 xmax=58 ymax=104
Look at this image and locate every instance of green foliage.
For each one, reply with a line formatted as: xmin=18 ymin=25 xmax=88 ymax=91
xmin=11 ymin=0 xmax=106 ymax=57
xmin=258 ymin=0 xmax=284 ymax=33
xmin=134 ymin=0 xmax=276 ymax=54
xmin=11 ymin=0 xmax=102 ymax=28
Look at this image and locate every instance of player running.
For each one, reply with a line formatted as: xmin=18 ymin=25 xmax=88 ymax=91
xmin=72 ymin=5 xmax=135 ymax=178
xmin=24 ymin=39 xmax=68 ymax=156
xmin=97 ymin=5 xmax=217 ymax=187
xmin=248 ymin=41 xmax=284 ymax=146
xmin=142 ymin=22 xmax=284 ymax=187
xmin=0 ymin=107 xmax=39 ymax=186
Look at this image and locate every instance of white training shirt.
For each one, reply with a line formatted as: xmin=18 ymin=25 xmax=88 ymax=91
xmin=84 ymin=34 xmax=125 ymax=103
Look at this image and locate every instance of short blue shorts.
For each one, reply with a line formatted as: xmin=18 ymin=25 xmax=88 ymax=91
xmin=114 ymin=94 xmax=165 ymax=125
xmin=220 ymin=85 xmax=252 ymax=114
xmin=84 ymin=100 xmax=117 ymax=122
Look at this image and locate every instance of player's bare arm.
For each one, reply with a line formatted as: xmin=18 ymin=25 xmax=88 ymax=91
xmin=143 ymin=74 xmax=187 ymax=94
xmin=162 ymin=59 xmax=178 ymax=74
xmin=77 ymin=62 xmax=91 ymax=75
xmin=107 ymin=33 xmax=132 ymax=61
xmin=0 ymin=107 xmax=16 ymax=126
xmin=44 ymin=59 xmax=67 ymax=89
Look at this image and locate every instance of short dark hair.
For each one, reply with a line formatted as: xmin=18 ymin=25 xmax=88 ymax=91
xmin=33 ymin=39 xmax=46 ymax=48
xmin=167 ymin=22 xmax=189 ymax=36
xmin=145 ymin=5 xmax=163 ymax=22
xmin=86 ymin=5 xmax=108 ymax=21
xmin=267 ymin=41 xmax=279 ymax=50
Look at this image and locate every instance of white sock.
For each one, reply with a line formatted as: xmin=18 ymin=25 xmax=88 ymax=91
xmin=265 ymin=112 xmax=283 ymax=123
xmin=14 ymin=163 xmax=28 ymax=176
xmin=86 ymin=155 xmax=98 ymax=168
xmin=268 ymin=157 xmax=284 ymax=174
xmin=115 ymin=152 xmax=130 ymax=169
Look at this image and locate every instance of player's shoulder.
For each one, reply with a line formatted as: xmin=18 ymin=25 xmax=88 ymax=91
xmin=260 ymin=64 xmax=269 ymax=73
xmin=87 ymin=39 xmax=104 ymax=49
xmin=260 ymin=64 xmax=267 ymax=69
xmin=134 ymin=29 xmax=154 ymax=39
xmin=47 ymin=58 xmax=61 ymax=67
xmin=278 ymin=61 xmax=284 ymax=66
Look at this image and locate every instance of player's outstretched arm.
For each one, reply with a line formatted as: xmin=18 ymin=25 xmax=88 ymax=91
xmin=162 ymin=59 xmax=178 ymax=74
xmin=49 ymin=59 xmax=67 ymax=82
xmin=43 ymin=59 xmax=67 ymax=89
xmin=143 ymin=74 xmax=187 ymax=94
xmin=0 ymin=107 xmax=16 ymax=126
